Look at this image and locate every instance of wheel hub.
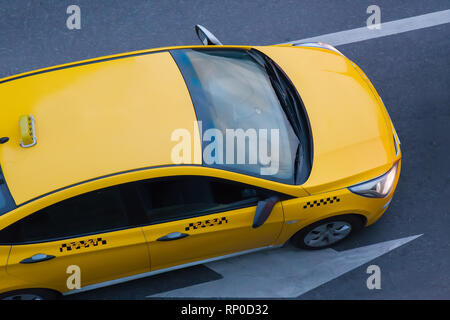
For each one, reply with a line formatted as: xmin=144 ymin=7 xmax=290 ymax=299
xmin=304 ymin=221 xmax=352 ymax=248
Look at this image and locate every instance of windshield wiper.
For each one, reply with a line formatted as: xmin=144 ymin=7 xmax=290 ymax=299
xmin=247 ymin=49 xmax=302 ymax=139
xmin=247 ymin=49 xmax=311 ymax=184
xmin=293 ymin=143 xmax=300 ymax=184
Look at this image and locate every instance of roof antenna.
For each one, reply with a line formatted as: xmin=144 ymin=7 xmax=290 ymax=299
xmin=0 ymin=137 xmax=9 ymax=144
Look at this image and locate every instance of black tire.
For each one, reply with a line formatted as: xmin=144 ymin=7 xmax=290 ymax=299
xmin=291 ymin=215 xmax=364 ymax=250
xmin=0 ymin=288 xmax=61 ymax=300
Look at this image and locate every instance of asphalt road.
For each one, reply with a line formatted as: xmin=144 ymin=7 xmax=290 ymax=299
xmin=1 ymin=1 xmax=449 ymax=299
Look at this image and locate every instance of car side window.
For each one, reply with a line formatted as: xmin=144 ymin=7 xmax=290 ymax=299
xmin=136 ymin=176 xmax=274 ymax=224
xmin=0 ymin=184 xmax=140 ymax=244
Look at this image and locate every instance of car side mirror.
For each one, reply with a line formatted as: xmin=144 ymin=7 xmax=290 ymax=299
xmin=195 ymin=25 xmax=223 ymax=45
xmin=252 ymin=196 xmax=279 ymax=228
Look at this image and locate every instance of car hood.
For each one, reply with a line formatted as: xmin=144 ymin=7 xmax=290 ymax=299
xmin=258 ymin=46 xmax=396 ymax=194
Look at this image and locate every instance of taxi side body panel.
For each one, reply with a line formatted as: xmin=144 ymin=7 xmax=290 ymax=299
xmin=0 ymin=162 xmax=400 ymax=295
xmin=0 ymin=166 xmax=294 ymax=294
xmin=4 ymin=228 xmax=149 ymax=294
xmin=142 ymin=204 xmax=284 ymax=271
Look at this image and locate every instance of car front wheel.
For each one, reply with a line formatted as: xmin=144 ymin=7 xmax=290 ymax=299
xmin=291 ymin=215 xmax=364 ymax=250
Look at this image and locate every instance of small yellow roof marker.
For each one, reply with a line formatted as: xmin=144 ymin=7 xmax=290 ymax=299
xmin=19 ymin=115 xmax=37 ymax=148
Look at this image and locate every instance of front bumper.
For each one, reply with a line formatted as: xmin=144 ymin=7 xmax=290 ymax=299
xmin=276 ymin=159 xmax=401 ymax=245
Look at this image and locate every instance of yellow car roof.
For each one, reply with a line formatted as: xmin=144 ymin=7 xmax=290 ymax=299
xmin=0 ymin=50 xmax=201 ymax=205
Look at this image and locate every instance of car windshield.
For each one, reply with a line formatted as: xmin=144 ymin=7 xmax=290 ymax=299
xmin=171 ymin=48 xmax=311 ymax=184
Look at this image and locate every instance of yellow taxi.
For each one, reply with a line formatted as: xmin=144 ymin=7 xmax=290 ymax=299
xmin=0 ymin=26 xmax=401 ymax=299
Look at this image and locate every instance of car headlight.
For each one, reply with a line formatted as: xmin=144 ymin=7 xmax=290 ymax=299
xmin=348 ymin=163 xmax=398 ymax=198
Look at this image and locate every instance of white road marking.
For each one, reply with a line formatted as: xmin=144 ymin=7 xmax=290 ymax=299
xmin=148 ymin=234 xmax=422 ymax=298
xmin=286 ymin=9 xmax=450 ymax=46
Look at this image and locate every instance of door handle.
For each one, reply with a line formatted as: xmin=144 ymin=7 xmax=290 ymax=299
xmin=20 ymin=254 xmax=56 ymax=264
xmin=157 ymin=232 xmax=189 ymax=241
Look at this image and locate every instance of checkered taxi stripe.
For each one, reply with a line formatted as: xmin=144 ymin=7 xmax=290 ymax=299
xmin=59 ymin=237 xmax=107 ymax=252
xmin=303 ymin=196 xmax=341 ymax=209
xmin=185 ymin=217 xmax=228 ymax=231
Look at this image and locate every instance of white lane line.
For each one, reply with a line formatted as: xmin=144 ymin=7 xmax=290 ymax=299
xmin=286 ymin=9 xmax=450 ymax=46
xmin=148 ymin=234 xmax=422 ymax=298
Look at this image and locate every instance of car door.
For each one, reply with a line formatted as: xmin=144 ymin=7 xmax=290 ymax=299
xmin=138 ymin=176 xmax=285 ymax=271
xmin=3 ymin=183 xmax=150 ymax=293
